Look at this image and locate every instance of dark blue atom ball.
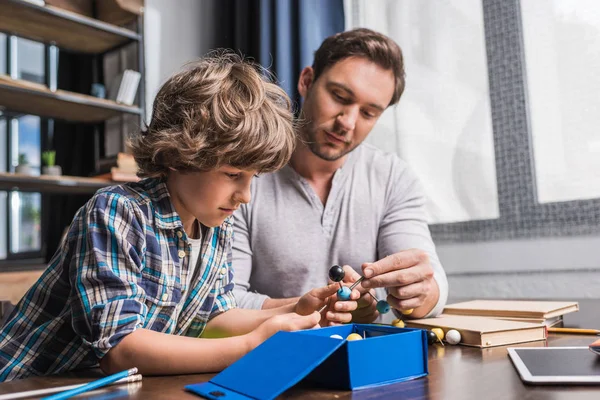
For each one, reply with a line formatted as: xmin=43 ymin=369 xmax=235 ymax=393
xmin=376 ymin=300 xmax=390 ymax=314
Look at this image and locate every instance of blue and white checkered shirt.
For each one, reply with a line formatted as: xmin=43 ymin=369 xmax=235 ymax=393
xmin=0 ymin=178 xmax=236 ymax=381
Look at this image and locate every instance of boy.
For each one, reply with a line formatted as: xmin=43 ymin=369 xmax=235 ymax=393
xmin=0 ymin=52 xmax=358 ymax=382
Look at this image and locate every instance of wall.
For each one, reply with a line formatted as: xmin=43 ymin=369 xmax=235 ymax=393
xmin=144 ymin=0 xmax=218 ymax=120
xmin=438 ymin=235 xmax=600 ymax=299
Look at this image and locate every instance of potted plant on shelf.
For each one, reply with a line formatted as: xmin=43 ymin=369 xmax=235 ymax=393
xmin=15 ymin=153 xmax=33 ymax=175
xmin=42 ymin=150 xmax=62 ymax=176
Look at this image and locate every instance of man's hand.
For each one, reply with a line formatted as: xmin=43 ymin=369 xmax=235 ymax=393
xmin=341 ymin=265 xmax=379 ymax=323
xmin=295 ymin=283 xmax=359 ymax=326
xmin=360 ymin=249 xmax=439 ymax=319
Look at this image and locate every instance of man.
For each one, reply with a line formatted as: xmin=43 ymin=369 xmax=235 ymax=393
xmin=233 ymin=28 xmax=448 ymax=322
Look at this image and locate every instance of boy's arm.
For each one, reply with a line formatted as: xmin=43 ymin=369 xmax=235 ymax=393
xmin=69 ymin=193 xmax=150 ymax=363
xmin=100 ymin=312 xmax=320 ymax=375
xmin=204 ymin=283 xmax=359 ymax=338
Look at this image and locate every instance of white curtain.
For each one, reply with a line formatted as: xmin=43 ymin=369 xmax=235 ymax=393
xmin=344 ymin=0 xmax=499 ymax=224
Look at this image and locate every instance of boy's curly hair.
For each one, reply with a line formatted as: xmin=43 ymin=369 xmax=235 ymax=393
xmin=130 ymin=50 xmax=296 ymax=178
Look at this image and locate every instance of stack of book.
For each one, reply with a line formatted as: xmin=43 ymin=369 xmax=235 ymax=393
xmin=108 ymin=70 xmax=141 ymax=105
xmin=406 ymin=300 xmax=579 ymax=348
xmin=443 ymin=300 xmax=579 ymax=326
xmin=95 ymin=152 xmax=140 ymax=182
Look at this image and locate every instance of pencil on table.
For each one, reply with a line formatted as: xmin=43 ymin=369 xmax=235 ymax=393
xmin=0 ymin=374 xmax=142 ymax=400
xmin=547 ymin=327 xmax=600 ymax=335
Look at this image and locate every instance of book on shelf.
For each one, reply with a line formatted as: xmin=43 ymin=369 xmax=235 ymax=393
xmin=443 ymin=300 xmax=579 ymax=326
xmin=406 ymin=315 xmax=547 ymax=348
xmin=95 ymin=168 xmax=139 ymax=183
xmin=94 ymin=152 xmax=139 ymax=182
xmin=108 ymin=70 xmax=141 ymax=105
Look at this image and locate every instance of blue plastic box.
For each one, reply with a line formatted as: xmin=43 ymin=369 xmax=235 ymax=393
xmin=186 ymin=323 xmax=428 ymax=400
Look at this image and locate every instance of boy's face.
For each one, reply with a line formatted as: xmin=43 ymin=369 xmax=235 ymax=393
xmin=297 ymin=56 xmax=395 ymax=161
xmin=166 ymin=165 xmax=255 ymax=229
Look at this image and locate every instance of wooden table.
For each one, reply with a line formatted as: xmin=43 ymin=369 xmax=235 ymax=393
xmin=1 ymin=300 xmax=599 ymax=399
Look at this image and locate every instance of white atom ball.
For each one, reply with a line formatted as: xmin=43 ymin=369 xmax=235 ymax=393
xmin=445 ymin=329 xmax=461 ymax=345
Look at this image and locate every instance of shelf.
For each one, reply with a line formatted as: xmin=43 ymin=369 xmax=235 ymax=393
xmin=0 ymin=172 xmax=113 ymax=194
xmin=0 ymin=0 xmax=140 ymax=54
xmin=0 ymin=269 xmax=44 ymax=303
xmin=0 ymin=75 xmax=142 ymax=122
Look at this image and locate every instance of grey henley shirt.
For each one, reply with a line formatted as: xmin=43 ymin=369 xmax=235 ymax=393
xmin=232 ymin=143 xmax=448 ymax=319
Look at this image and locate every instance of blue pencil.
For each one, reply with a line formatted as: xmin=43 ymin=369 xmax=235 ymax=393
xmin=40 ymin=367 xmax=138 ymax=400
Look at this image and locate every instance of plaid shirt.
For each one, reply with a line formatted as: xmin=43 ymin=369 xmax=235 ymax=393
xmin=0 ymin=179 xmax=236 ymax=381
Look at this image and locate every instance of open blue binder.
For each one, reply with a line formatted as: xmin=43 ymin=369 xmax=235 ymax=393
xmin=186 ymin=324 xmax=428 ymax=400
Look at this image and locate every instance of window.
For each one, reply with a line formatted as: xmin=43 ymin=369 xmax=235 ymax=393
xmin=0 ymin=33 xmax=6 ymax=75
xmin=0 ymin=34 xmax=48 ymax=262
xmin=0 ymin=114 xmax=43 ymax=260
xmin=11 ymin=115 xmax=41 ymax=175
xmin=0 ymin=117 xmax=6 ymax=260
xmin=346 ymin=0 xmax=499 ymax=224
xmin=16 ymin=37 xmax=45 ymax=84
xmin=346 ymin=0 xmax=600 ymax=241
xmin=521 ymin=0 xmax=600 ymax=203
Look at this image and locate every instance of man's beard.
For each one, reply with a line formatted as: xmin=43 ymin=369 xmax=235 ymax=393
xmin=304 ymin=127 xmax=354 ymax=161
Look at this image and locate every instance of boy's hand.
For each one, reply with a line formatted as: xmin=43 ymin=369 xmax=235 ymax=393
xmin=295 ymin=282 xmax=359 ymax=326
xmin=341 ymin=265 xmax=379 ymax=323
xmin=248 ymin=312 xmax=321 ymax=350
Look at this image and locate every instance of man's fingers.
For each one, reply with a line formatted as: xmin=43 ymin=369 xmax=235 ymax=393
xmin=386 ymin=293 xmax=424 ymax=311
xmin=362 ymin=268 xmax=422 ymax=289
xmin=326 ymin=311 xmax=353 ymax=324
xmin=341 ymin=265 xmax=362 ymax=283
xmin=333 ymin=299 xmax=358 ymax=312
xmin=387 ymin=281 xmax=426 ymax=300
xmin=352 ymin=307 xmax=379 ymax=320
xmin=362 ymin=249 xmax=428 ymax=278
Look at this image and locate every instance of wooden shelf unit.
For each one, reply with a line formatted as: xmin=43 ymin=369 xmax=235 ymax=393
xmin=0 ymin=0 xmax=140 ymax=54
xmin=0 ymin=75 xmax=142 ymax=122
xmin=0 ymin=172 xmax=114 ymax=194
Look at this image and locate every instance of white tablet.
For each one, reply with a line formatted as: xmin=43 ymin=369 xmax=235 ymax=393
xmin=508 ymin=346 xmax=600 ymax=384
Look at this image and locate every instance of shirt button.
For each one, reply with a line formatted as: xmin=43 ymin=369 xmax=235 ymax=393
xmin=177 ymin=231 xmax=183 ymax=238
xmin=161 ymin=293 xmax=168 ymax=301
xmin=220 ymin=267 xmax=227 ymax=275
xmin=178 ymin=250 xmax=186 ymax=258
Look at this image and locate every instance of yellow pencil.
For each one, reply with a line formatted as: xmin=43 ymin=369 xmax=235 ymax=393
xmin=547 ymin=327 xmax=600 ymax=335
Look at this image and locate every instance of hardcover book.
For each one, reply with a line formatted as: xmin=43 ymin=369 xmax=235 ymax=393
xmin=406 ymin=315 xmax=547 ymax=348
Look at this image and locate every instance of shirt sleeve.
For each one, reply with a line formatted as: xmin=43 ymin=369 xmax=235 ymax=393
xmin=68 ymin=192 xmax=148 ymax=359
xmin=209 ymin=234 xmax=237 ymax=318
xmin=231 ymin=206 xmax=270 ymax=309
xmin=377 ymin=163 xmax=449 ymax=318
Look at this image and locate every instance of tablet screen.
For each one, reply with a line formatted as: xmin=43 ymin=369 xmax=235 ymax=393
xmin=508 ymin=347 xmax=600 ymax=383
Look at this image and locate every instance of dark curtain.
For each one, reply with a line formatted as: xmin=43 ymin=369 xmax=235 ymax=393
xmin=43 ymin=51 xmax=100 ymax=261
xmin=217 ymin=0 xmax=345 ymax=110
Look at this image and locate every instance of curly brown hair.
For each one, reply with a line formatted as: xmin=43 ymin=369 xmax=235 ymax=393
xmin=312 ymin=28 xmax=405 ymax=106
xmin=129 ymin=50 xmax=296 ymax=179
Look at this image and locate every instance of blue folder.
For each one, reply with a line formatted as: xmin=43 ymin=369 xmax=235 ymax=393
xmin=186 ymin=324 xmax=428 ymax=400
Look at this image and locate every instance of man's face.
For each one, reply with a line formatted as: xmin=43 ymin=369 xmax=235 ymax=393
xmin=298 ymin=56 xmax=395 ymax=161
xmin=167 ymin=165 xmax=256 ymax=228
